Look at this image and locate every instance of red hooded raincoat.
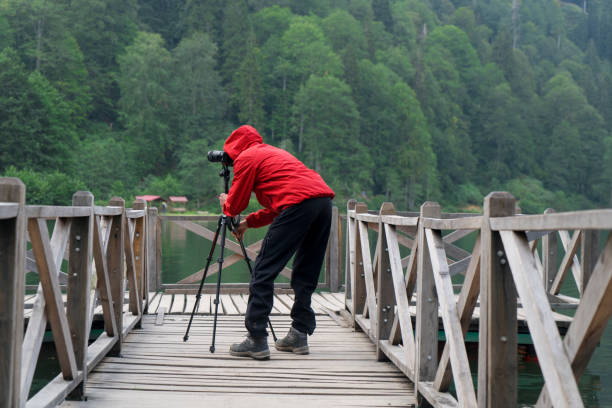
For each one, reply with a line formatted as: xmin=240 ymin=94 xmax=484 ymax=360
xmin=222 ymin=126 xmax=334 ymax=228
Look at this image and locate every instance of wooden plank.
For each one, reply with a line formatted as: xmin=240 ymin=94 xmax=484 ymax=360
xmin=184 ymin=294 xmax=198 ymax=315
xmin=355 ymin=212 xmax=380 ymax=223
xmin=155 ymin=307 xmax=166 ymax=326
xmin=159 ymin=215 xmax=219 ymax=221
xmin=0 ymin=178 xmax=25 ymax=408
xmin=422 ymin=216 xmax=482 ymax=230
xmin=146 ymin=207 xmax=159 ymax=293
xmin=26 ymin=205 xmax=91 ymax=219
xmin=490 ymin=209 xmax=612 ymax=231
xmin=478 ymin=192 xmax=517 ymax=408
xmin=92 ymin=215 xmax=117 ymax=337
xmin=198 ymin=294 xmax=211 ymax=314
xmin=131 ymin=200 xmax=146 ymax=311
xmin=157 ymin=295 xmax=173 ymax=312
xmin=328 ymin=206 xmax=341 ymax=292
xmin=425 ymin=229 xmax=477 ymax=406
xmin=28 ymin=218 xmax=78 ymax=380
xmin=542 ymin=209 xmax=557 ymax=292
xmin=358 ymin=220 xmax=378 ymax=335
xmin=65 ymin=191 xmax=94 ymax=399
xmin=434 ymin=235 xmax=481 ymax=391
xmin=376 ymin=203 xmax=396 ymax=361
xmin=170 ymin=294 xmax=186 ymax=314
xmin=352 ymin=204 xmax=368 ymax=325
xmin=500 ymin=231 xmax=583 ymax=408
xmin=550 ymin=230 xmax=581 ymax=295
xmin=107 ymin=198 xmax=125 ymax=356
xmin=123 ymin=216 xmax=141 ymax=317
xmin=26 ymin=371 xmax=83 ymax=408
xmin=93 ymin=206 xmax=123 ymax=216
xmin=380 ymin=214 xmax=419 ymax=226
xmin=126 ymin=209 xmax=145 ymax=219
xmin=384 ymin=224 xmax=416 ymax=368
xmin=345 ymin=202 xmax=356 ymax=311
xmin=275 ymin=294 xmax=294 ymax=313
xmin=0 ymin=202 xmax=19 ymax=219
xmin=219 ymin=294 xmax=240 ymax=315
xmin=581 ymin=229 xmax=599 ymax=294
xmin=415 ymin=202 xmax=439 ymax=406
xmin=231 ymin=293 xmax=248 ymax=314
xmin=536 ymin=232 xmax=612 ymax=407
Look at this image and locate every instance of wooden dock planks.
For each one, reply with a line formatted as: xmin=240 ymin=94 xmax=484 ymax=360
xmin=60 ymin=315 xmax=416 ymax=408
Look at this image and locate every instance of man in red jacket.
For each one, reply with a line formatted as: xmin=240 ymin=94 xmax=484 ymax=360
xmin=218 ymin=125 xmax=334 ymax=360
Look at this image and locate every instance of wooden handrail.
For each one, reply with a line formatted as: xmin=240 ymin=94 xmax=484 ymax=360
xmin=0 ymin=178 xmax=152 ymax=407
xmin=344 ymin=193 xmax=612 ymax=407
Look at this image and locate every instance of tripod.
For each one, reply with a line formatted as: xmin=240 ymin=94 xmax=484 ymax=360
xmin=183 ymin=164 xmax=277 ymax=352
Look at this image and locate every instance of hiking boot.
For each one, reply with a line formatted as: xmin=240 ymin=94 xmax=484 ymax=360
xmin=229 ymin=335 xmax=270 ymax=360
xmin=275 ymin=327 xmax=309 ymax=354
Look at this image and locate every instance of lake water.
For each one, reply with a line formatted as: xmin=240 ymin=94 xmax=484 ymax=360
xmin=29 ymin=219 xmax=612 ymax=406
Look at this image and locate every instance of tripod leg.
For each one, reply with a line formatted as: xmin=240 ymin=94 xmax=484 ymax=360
xmin=210 ymin=216 xmax=229 ymax=353
xmin=183 ymin=219 xmax=221 ymax=342
xmin=237 ymin=236 xmax=278 ymax=342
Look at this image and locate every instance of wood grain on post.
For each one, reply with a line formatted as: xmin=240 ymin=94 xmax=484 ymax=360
xmin=328 ymin=206 xmax=340 ymax=292
xmin=28 ymin=218 xmax=78 ymax=380
xmin=376 ymin=203 xmax=395 ymax=361
xmin=108 ymin=198 xmax=125 ymax=356
xmin=542 ymin=209 xmax=557 ymax=293
xmin=415 ymin=202 xmax=440 ymax=407
xmin=93 ymin=215 xmax=117 ymax=337
xmin=352 ymin=203 xmax=368 ymax=330
xmin=132 ymin=199 xmax=146 ymax=310
xmin=66 ymin=191 xmax=94 ymax=400
xmin=0 ymin=178 xmax=26 ymax=408
xmin=478 ymin=192 xmax=517 ymax=408
xmin=147 ymin=207 xmax=159 ymax=297
xmin=345 ymin=200 xmax=356 ymax=310
xmin=580 ymin=229 xmax=599 ymax=293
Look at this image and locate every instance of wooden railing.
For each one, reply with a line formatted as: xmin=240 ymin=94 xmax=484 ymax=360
xmin=0 ymin=178 xmax=153 ymax=408
xmin=157 ymin=206 xmax=342 ymax=293
xmin=345 ymin=192 xmax=612 ymax=408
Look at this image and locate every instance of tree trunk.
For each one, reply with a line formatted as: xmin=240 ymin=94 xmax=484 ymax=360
xmin=36 ymin=17 xmax=43 ymax=71
xmin=512 ymin=0 xmax=520 ymax=49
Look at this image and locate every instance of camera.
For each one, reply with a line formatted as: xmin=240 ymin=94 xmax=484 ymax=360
xmin=207 ymin=150 xmax=232 ymax=165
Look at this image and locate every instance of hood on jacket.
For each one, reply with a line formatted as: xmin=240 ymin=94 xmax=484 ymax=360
xmin=224 ymin=125 xmax=263 ymax=161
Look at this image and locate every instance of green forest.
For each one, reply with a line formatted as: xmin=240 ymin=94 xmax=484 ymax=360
xmin=1 ymin=0 xmax=612 ymax=214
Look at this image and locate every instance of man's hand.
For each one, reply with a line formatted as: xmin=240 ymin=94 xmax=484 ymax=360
xmin=232 ymin=219 xmax=248 ymax=241
xmin=218 ymin=193 xmax=228 ymax=207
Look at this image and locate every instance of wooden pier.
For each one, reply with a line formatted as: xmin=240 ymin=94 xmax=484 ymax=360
xmin=3 ymin=177 xmax=612 ymax=407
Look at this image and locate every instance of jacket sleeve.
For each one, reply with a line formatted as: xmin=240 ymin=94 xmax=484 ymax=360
xmin=223 ymin=157 xmax=256 ymax=217
xmin=246 ymin=208 xmax=279 ymax=228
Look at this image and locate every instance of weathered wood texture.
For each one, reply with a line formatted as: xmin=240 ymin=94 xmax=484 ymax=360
xmin=59 ymin=315 xmax=416 ymax=408
xmin=0 ymin=179 xmax=26 ymax=408
xmin=343 ymin=194 xmax=609 ymax=408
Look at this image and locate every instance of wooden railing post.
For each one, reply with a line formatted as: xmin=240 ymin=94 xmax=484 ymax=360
xmin=542 ymin=208 xmax=557 ymax=292
xmin=352 ymin=203 xmax=368 ymax=330
xmin=376 ymin=202 xmax=395 ymax=361
xmin=345 ymin=200 xmax=356 ymax=309
xmin=478 ymin=192 xmax=517 ymax=408
xmin=146 ymin=206 xmax=159 ymax=300
xmin=581 ymin=229 xmax=599 ymax=293
xmin=66 ymin=191 xmax=94 ymax=400
xmin=108 ymin=197 xmax=125 ymax=356
xmin=132 ymin=200 xmax=146 ymax=308
xmin=325 ymin=206 xmax=341 ymax=292
xmin=0 ymin=178 xmax=26 ymax=408
xmin=415 ymin=202 xmax=440 ymax=407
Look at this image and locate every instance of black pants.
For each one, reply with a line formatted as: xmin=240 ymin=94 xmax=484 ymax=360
xmin=245 ymin=197 xmax=332 ymax=337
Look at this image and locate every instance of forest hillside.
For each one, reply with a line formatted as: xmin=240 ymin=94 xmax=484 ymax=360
xmin=1 ymin=0 xmax=611 ymax=213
